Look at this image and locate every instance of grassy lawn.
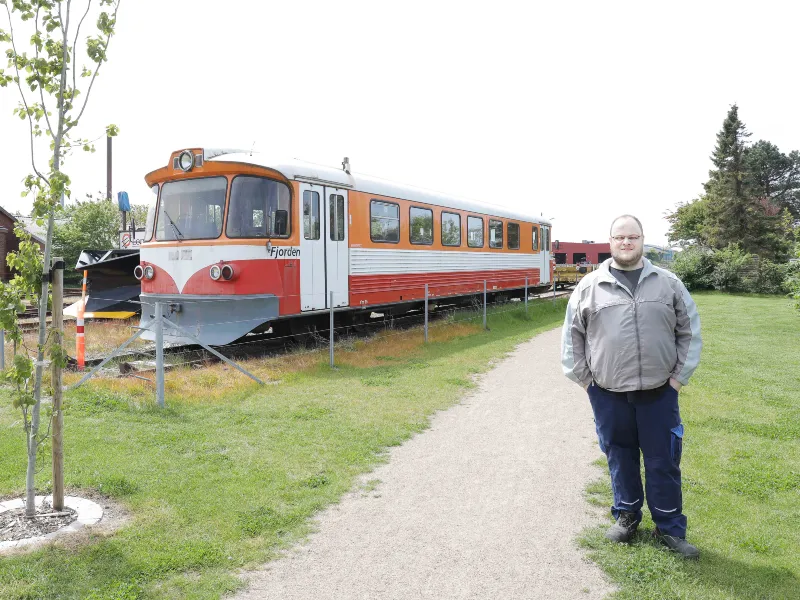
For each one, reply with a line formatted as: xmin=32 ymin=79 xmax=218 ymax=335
xmin=582 ymin=293 xmax=800 ymax=599
xmin=0 ymin=299 xmax=566 ymax=600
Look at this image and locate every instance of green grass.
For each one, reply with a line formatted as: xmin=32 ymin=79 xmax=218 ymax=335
xmin=581 ymin=293 xmax=800 ymax=599
xmin=0 ymin=299 xmax=566 ymax=600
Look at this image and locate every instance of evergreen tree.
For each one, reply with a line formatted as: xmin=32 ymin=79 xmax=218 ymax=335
xmin=745 ymin=140 xmax=800 ymax=219
xmin=702 ymin=105 xmax=791 ymax=259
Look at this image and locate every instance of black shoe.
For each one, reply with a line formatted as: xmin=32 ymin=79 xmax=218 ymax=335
xmin=654 ymin=528 xmax=700 ymax=559
xmin=605 ymin=511 xmax=639 ymax=543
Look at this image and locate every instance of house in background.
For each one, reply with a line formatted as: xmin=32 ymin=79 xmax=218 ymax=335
xmin=643 ymin=243 xmax=675 ymax=261
xmin=0 ymin=205 xmax=46 ymax=281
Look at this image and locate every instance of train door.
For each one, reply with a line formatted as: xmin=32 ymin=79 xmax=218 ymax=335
xmin=299 ymin=183 xmax=326 ymax=310
xmin=541 ymin=225 xmax=552 ymax=283
xmin=324 ymin=188 xmax=349 ymax=308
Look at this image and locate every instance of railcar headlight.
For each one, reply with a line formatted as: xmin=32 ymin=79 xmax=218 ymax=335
xmin=221 ymin=264 xmax=234 ymax=281
xmin=143 ymin=265 xmax=155 ymax=280
xmin=209 ymin=265 xmax=222 ymax=280
xmin=177 ymin=150 xmax=194 ymax=172
xmin=133 ymin=265 xmax=144 ymax=280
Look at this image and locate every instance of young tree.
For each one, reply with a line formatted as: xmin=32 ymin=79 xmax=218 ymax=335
xmin=0 ymin=0 xmax=121 ymax=517
xmin=666 ymin=196 xmax=711 ymax=246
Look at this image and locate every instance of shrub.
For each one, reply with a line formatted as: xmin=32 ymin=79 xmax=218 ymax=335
xmin=671 ymin=246 xmax=716 ymax=290
xmin=711 ymin=244 xmax=752 ymax=292
xmin=786 ymin=244 xmax=800 ymax=312
xmin=745 ymin=259 xmax=789 ymax=295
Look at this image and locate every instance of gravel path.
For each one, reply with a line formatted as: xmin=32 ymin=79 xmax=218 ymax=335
xmin=232 ymin=327 xmax=614 ymax=599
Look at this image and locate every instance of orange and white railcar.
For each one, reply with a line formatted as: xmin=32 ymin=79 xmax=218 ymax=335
xmin=137 ymin=149 xmax=553 ymax=345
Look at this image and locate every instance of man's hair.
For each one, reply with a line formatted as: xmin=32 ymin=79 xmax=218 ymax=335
xmin=609 ymin=214 xmax=644 ymax=236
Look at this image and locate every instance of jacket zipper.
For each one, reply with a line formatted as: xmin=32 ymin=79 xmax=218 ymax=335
xmin=613 ymin=279 xmax=643 ymax=389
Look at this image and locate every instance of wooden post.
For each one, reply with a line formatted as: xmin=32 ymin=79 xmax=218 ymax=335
xmin=51 ymin=257 xmax=65 ymax=512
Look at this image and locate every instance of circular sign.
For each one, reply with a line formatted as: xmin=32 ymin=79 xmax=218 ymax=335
xmin=121 ymin=233 xmax=132 ymax=248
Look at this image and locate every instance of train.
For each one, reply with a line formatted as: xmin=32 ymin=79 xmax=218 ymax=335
xmin=137 ymin=149 xmax=554 ymax=345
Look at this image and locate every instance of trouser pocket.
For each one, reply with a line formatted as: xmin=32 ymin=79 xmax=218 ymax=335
xmin=670 ymin=423 xmax=684 ymax=465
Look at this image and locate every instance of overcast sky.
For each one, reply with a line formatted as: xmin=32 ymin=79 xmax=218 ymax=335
xmin=1 ymin=0 xmax=798 ymax=246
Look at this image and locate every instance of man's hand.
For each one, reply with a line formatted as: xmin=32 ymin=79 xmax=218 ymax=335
xmin=669 ymin=378 xmax=682 ymax=392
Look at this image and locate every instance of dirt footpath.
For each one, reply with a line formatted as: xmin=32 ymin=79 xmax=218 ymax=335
xmin=232 ymin=327 xmax=615 ymax=599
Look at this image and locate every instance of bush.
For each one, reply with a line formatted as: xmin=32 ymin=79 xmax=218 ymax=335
xmin=711 ymin=244 xmax=752 ymax=292
xmin=786 ymin=244 xmax=800 ymax=312
xmin=745 ymin=259 xmax=790 ymax=295
xmin=671 ymin=246 xmax=716 ymax=290
xmin=672 ymin=244 xmax=799 ymax=297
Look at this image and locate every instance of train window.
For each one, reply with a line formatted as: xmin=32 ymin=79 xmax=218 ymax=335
xmin=303 ymin=191 xmax=320 ymax=240
xmin=330 ymin=194 xmax=345 ymax=241
xmin=227 ymin=176 xmax=291 ymax=239
xmin=144 ymin=184 xmax=158 ymax=242
xmin=489 ymin=219 xmax=503 ymax=249
xmin=370 ymin=200 xmax=400 ymax=243
xmin=532 ymin=227 xmax=539 ymax=251
xmin=441 ymin=211 xmax=461 ymax=246
xmin=409 ymin=206 xmax=433 ymax=245
xmin=555 ymin=253 xmax=567 ymax=265
xmin=508 ymin=222 xmax=520 ymax=250
xmin=598 ymin=252 xmax=612 ymax=262
xmin=467 ymin=216 xmax=484 ymax=247
xmin=541 ymin=226 xmax=550 ymax=252
xmin=156 ymin=177 xmax=226 ymax=241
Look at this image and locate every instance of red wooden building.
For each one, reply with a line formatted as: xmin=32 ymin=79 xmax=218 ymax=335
xmin=0 ymin=206 xmax=46 ymax=281
xmin=552 ymin=241 xmax=611 ymax=265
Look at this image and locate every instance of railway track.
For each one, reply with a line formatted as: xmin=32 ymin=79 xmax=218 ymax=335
xmin=78 ymin=291 xmax=572 ymax=377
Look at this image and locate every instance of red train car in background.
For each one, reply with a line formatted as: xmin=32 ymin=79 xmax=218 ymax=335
xmin=552 ymin=241 xmax=611 ymax=265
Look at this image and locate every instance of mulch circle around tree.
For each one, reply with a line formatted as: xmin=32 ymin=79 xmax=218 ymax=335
xmin=0 ymin=499 xmax=77 ymax=542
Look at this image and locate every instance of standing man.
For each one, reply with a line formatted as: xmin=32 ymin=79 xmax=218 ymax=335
xmin=561 ymin=215 xmax=702 ymax=559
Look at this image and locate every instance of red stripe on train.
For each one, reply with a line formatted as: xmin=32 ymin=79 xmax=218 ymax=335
xmin=348 ymin=268 xmax=541 ymax=306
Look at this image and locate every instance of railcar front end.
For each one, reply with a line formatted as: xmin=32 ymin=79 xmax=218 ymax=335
xmin=138 ymin=149 xmax=300 ymax=345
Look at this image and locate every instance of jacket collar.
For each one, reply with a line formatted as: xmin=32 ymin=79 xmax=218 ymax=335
xmin=596 ymin=257 xmax=658 ymax=285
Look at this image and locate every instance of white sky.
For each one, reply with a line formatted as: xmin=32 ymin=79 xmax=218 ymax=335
xmin=1 ymin=0 xmax=799 ymax=246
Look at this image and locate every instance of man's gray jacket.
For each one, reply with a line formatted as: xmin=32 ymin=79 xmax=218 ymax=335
xmin=561 ymin=258 xmax=702 ymax=392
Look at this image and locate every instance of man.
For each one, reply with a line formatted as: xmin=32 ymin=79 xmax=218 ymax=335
xmin=560 ymin=215 xmax=702 ymax=559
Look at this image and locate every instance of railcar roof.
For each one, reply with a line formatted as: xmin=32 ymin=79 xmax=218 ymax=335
xmin=207 ymin=151 xmax=550 ymax=226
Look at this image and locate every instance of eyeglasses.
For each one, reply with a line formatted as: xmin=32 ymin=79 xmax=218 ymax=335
xmin=611 ymin=235 xmax=641 ymax=243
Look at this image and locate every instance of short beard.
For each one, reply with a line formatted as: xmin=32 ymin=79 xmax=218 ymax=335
xmin=611 ymin=247 xmax=643 ymax=269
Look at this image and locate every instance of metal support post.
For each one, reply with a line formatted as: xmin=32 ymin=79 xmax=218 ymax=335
xmin=524 ymin=277 xmax=528 ymax=314
xmin=329 ymin=291 xmax=335 ymax=368
xmin=1 ymin=329 xmax=4 ymax=370
xmin=552 ymin=280 xmax=556 ymax=304
xmin=424 ymin=284 xmax=429 ymax=343
xmin=483 ymin=280 xmax=487 ymax=330
xmin=160 ymin=317 xmax=265 ymax=384
xmin=155 ymin=302 xmax=165 ymax=408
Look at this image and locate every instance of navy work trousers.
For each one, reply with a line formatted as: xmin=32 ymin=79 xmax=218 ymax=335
xmin=588 ymin=382 xmax=687 ymax=538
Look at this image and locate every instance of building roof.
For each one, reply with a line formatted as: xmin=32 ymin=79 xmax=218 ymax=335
xmin=0 ymin=205 xmax=46 ymax=245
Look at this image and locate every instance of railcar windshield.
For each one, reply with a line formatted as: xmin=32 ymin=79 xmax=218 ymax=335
xmin=226 ymin=176 xmax=291 ymax=238
xmin=156 ymin=177 xmax=226 ymax=241
xmin=144 ymin=184 xmax=157 ymax=241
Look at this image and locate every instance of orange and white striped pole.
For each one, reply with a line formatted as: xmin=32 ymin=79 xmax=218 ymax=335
xmin=76 ymin=270 xmax=87 ymax=370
